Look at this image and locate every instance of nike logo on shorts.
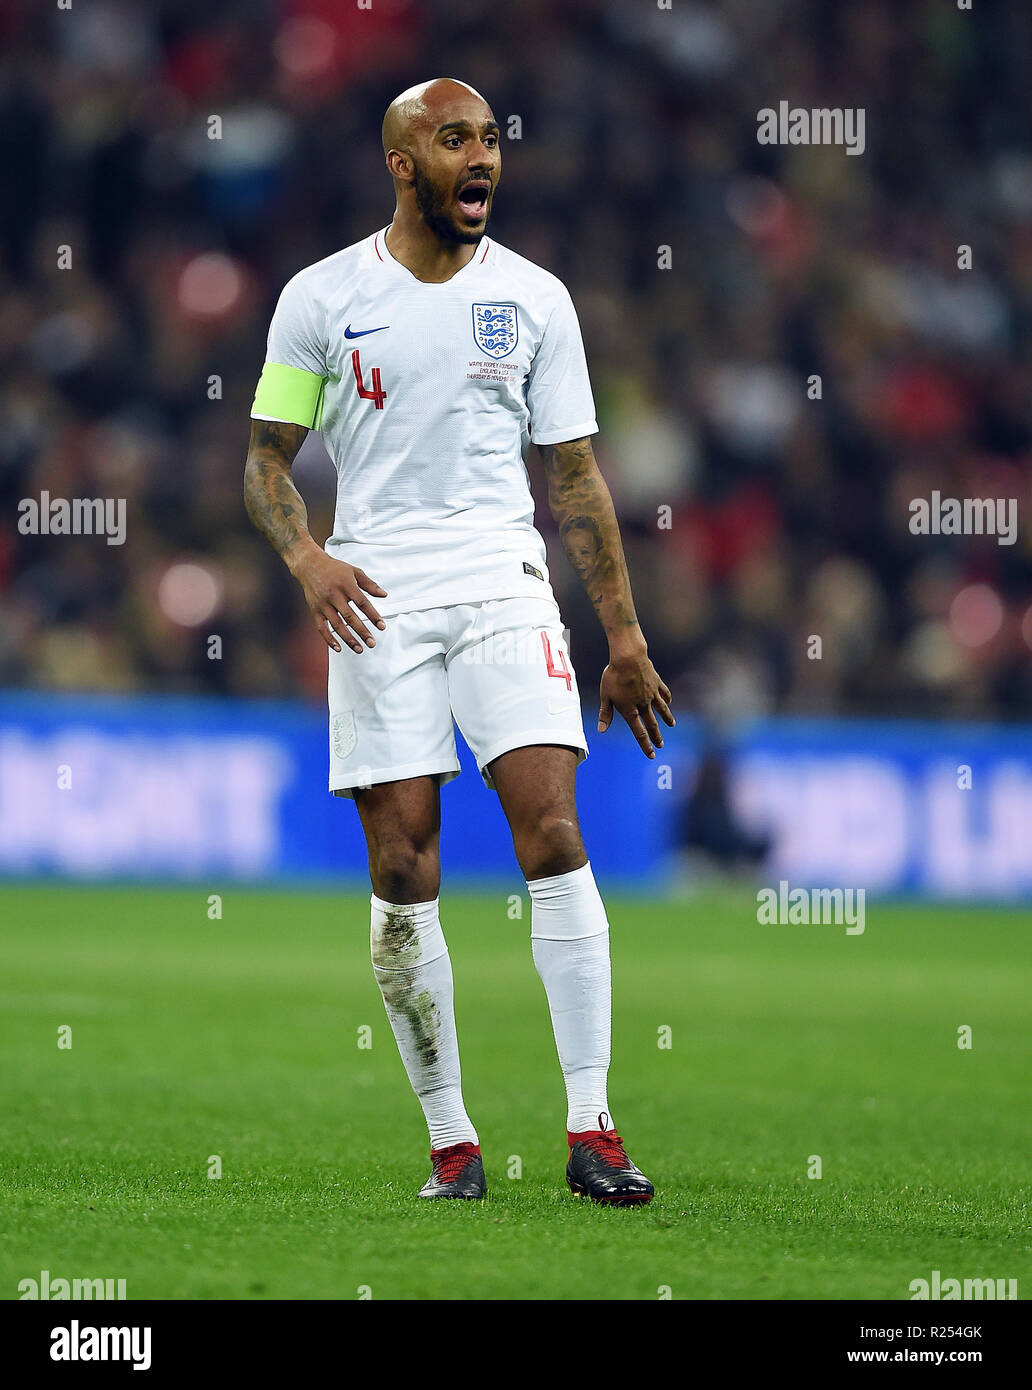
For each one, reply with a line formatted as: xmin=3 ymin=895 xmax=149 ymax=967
xmin=548 ymin=697 xmax=578 ymax=716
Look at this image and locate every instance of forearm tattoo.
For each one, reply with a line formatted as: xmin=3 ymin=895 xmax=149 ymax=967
xmin=543 ymin=439 xmax=641 ymax=638
xmin=243 ymin=421 xmax=311 ymax=561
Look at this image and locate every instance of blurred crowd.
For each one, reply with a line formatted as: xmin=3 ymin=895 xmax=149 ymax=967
xmin=2 ymin=0 xmax=1031 ymax=719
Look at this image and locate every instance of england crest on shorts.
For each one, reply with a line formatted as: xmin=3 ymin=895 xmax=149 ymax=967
xmin=331 ymin=710 xmax=357 ymax=760
xmin=472 ymin=303 xmax=519 ymax=359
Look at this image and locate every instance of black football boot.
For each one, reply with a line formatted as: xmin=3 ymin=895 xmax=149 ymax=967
xmin=418 ymin=1142 xmax=487 ymax=1199
xmin=566 ymin=1122 xmax=654 ymax=1205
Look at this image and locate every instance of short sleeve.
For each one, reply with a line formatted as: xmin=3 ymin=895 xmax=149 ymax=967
xmin=526 ymin=284 xmax=598 ymax=446
xmin=251 ymin=273 xmax=329 ymax=428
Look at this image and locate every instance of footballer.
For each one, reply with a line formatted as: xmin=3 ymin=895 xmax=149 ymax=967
xmin=244 ymin=79 xmax=674 ymax=1204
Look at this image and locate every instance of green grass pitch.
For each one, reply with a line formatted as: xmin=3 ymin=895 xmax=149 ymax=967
xmin=1 ymin=883 xmax=1028 ymax=1300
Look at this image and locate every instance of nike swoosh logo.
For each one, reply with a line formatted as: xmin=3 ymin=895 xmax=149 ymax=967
xmin=344 ymin=324 xmax=389 ymax=339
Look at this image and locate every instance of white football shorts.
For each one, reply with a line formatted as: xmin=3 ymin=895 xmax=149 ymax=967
xmin=327 ymin=595 xmax=587 ymax=797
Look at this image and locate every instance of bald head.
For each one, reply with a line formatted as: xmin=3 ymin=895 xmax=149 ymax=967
xmin=382 ymin=78 xmax=490 ymax=159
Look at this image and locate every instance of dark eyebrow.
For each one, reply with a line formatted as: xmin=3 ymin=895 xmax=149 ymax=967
xmin=436 ymin=119 xmax=500 ymax=137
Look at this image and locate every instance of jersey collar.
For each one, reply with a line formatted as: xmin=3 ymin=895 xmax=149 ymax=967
xmin=373 ymin=227 xmax=491 ymax=284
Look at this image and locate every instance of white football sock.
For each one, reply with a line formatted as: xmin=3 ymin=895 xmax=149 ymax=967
xmin=528 ymin=861 xmax=613 ymax=1134
xmin=370 ymin=895 xmax=478 ymax=1150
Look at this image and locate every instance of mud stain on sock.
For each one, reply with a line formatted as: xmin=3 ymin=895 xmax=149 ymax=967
xmin=374 ymin=908 xmax=439 ymax=1069
xmin=373 ymin=906 xmax=421 ymax=968
xmin=379 ymin=981 xmax=440 ymax=1070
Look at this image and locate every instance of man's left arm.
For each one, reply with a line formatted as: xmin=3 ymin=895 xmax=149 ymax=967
xmin=539 ymin=436 xmax=674 ymax=758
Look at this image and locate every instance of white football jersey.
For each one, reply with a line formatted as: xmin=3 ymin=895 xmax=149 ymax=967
xmin=252 ymin=227 xmax=598 ymax=615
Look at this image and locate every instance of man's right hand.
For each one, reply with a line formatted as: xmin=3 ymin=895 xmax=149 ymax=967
xmin=289 ymin=543 xmax=388 ymax=653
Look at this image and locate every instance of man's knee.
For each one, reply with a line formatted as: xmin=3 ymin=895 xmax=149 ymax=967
xmin=367 ymin=834 xmax=440 ymax=903
xmin=514 ymin=809 xmax=586 ymax=881
xmin=356 ymin=778 xmax=441 ymax=903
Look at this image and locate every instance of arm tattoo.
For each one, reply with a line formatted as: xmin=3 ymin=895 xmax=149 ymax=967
xmin=243 ymin=421 xmax=311 ymax=564
xmin=541 ymin=438 xmax=642 ymax=642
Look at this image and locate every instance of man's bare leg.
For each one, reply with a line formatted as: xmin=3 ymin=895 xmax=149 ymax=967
xmin=353 ymin=774 xmax=441 ymax=904
xmin=487 ymin=745 xmax=586 ymax=880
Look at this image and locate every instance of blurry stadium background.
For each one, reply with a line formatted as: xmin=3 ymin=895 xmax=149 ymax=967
xmin=2 ymin=0 xmax=1032 ymax=897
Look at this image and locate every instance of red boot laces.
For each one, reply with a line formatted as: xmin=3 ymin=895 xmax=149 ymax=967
xmin=576 ymin=1131 xmax=629 ymax=1166
xmin=430 ymin=1143 xmax=479 ymax=1183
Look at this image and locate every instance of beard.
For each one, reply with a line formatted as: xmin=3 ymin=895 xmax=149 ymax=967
xmin=413 ymin=160 xmax=486 ymax=245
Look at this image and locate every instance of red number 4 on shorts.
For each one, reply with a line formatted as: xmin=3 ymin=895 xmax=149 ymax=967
xmin=540 ymin=632 xmax=572 ymax=691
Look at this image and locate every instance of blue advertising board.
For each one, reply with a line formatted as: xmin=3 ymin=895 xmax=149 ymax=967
xmin=0 ymin=691 xmax=1030 ymax=900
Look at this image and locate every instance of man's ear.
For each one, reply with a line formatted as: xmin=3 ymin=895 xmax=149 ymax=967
xmin=386 ymin=150 xmax=414 ymax=183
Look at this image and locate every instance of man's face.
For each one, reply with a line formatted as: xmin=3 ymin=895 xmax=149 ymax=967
xmin=411 ymin=102 xmax=501 ymax=245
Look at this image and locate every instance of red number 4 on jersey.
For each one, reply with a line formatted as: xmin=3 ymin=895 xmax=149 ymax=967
xmin=351 ymin=349 xmax=386 ymax=409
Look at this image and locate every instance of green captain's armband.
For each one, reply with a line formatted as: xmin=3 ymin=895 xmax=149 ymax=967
xmin=251 ymin=362 xmax=327 ymax=430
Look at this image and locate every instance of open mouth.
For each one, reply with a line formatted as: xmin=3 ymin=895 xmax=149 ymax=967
xmin=456 ymin=180 xmax=490 ymax=220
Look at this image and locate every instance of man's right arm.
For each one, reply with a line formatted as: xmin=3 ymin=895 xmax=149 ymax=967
xmin=243 ymin=419 xmax=313 ymax=565
xmin=243 ymin=419 xmax=386 ymax=652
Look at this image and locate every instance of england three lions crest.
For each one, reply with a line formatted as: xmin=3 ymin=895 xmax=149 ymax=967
xmin=472 ymin=303 xmax=519 ymax=359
